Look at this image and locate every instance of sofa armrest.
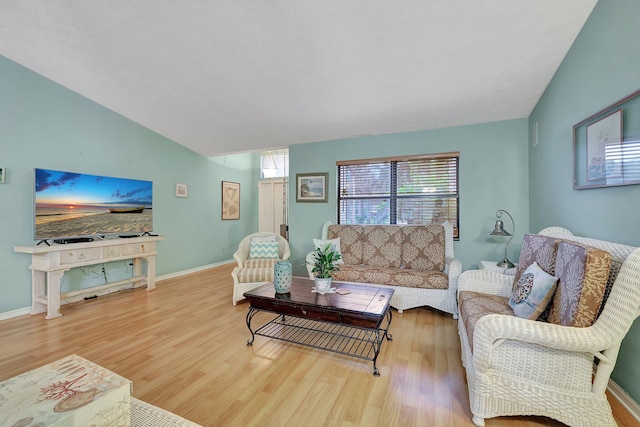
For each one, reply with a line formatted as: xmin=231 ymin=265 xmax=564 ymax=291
xmin=457 ymin=269 xmax=514 ymax=298
xmin=305 ymin=251 xmax=316 ymax=279
xmin=444 ymin=257 xmax=462 ymax=288
xmin=233 ymin=249 xmax=247 ymax=268
xmin=472 ymin=314 xmax=610 ymax=373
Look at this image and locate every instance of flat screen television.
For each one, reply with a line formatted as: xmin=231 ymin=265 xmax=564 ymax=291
xmin=34 ymin=168 xmax=153 ymax=242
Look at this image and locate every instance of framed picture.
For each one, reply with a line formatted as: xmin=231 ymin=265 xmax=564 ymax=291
xmin=222 ymin=181 xmax=240 ymax=220
xmin=296 ymin=172 xmax=328 ymax=202
xmin=176 ymin=183 xmax=188 ymax=198
xmin=586 ymin=109 xmax=622 ymax=181
xmin=573 ymin=88 xmax=640 ymax=189
xmin=0 ymin=167 xmax=4 ymax=184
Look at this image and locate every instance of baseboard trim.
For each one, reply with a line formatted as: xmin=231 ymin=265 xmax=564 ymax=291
xmin=156 ymin=260 xmax=234 ymax=282
xmin=0 ymin=307 xmax=31 ymax=321
xmin=608 ymin=379 xmax=640 ymax=425
xmin=0 ymin=261 xmax=235 ymax=321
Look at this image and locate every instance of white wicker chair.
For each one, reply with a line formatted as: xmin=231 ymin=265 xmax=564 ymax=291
xmin=231 ymin=232 xmax=290 ymax=305
xmin=457 ymin=227 xmax=640 ymax=427
xmin=306 ymin=221 xmax=462 ymax=317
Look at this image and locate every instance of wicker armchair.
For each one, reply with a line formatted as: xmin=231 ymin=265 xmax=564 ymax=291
xmin=231 ymin=232 xmax=290 ymax=305
xmin=457 ymin=227 xmax=640 ymax=427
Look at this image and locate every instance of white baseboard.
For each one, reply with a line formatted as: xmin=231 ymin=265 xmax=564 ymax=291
xmin=156 ymin=260 xmax=234 ymax=282
xmin=0 ymin=260 xmax=235 ymax=321
xmin=608 ymin=379 xmax=640 ymax=423
xmin=0 ymin=307 xmax=31 ymax=321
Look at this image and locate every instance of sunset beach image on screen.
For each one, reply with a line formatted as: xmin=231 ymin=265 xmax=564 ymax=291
xmin=34 ymin=168 xmax=153 ymax=240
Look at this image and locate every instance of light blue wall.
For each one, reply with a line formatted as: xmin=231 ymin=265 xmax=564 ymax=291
xmin=0 ymin=55 xmax=260 ymax=314
xmin=529 ymin=0 xmax=640 ymax=402
xmin=288 ymin=118 xmax=530 ymax=277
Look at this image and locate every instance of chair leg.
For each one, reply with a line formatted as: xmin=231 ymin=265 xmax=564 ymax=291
xmin=472 ymin=415 xmax=485 ymax=426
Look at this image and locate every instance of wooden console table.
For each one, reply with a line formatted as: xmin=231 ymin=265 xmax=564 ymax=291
xmin=14 ymin=235 xmax=163 ymax=319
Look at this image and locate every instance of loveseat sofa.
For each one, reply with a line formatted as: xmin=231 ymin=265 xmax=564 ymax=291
xmin=456 ymin=226 xmax=640 ymax=427
xmin=306 ymin=221 xmax=462 ymax=317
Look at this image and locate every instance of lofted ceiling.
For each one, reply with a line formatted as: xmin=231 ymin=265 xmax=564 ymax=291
xmin=0 ymin=1 xmax=598 ymax=157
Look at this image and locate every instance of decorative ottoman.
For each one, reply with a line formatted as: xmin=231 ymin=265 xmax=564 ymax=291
xmin=0 ymin=354 xmax=132 ymax=427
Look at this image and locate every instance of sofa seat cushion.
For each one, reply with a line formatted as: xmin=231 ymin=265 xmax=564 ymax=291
xmin=548 ymin=241 xmax=612 ymax=327
xmin=236 ymin=258 xmax=279 ymax=283
xmin=362 ymin=225 xmax=403 ymax=268
xmin=332 ymin=264 xmax=448 ymax=289
xmin=401 ymin=225 xmax=445 ymax=271
xmin=328 ymin=225 xmax=363 ymax=265
xmin=458 ymin=291 xmax=513 ymax=351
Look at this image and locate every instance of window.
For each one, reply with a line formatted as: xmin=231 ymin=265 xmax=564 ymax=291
xmin=260 ymin=149 xmax=289 ymax=179
xmin=337 ymin=152 xmax=459 ymax=238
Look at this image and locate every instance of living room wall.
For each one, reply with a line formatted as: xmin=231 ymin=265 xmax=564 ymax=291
xmin=288 ymin=118 xmax=530 ymax=277
xmin=529 ymin=0 xmax=640 ymax=403
xmin=0 ymin=55 xmax=260 ymax=316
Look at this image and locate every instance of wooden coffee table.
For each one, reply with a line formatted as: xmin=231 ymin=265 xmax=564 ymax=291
xmin=243 ymin=277 xmax=393 ymax=376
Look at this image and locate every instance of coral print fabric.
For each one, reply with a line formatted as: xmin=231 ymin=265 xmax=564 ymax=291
xmin=548 ymin=241 xmax=611 ymax=327
xmin=458 ymin=291 xmax=513 ymax=350
xmin=401 ymin=225 xmax=445 ymax=271
xmin=362 ymin=225 xmax=402 ymax=268
xmin=328 ymin=225 xmax=363 ymax=265
xmin=512 ymin=234 xmax=558 ymax=291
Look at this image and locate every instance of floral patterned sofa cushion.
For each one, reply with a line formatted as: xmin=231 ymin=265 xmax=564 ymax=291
xmin=361 ymin=225 xmax=403 ymax=268
xmin=458 ymin=291 xmax=513 ymax=350
xmin=401 ymin=225 xmax=445 ymax=271
xmin=511 ymin=234 xmax=559 ymax=292
xmin=332 ymin=265 xmax=448 ymax=289
xmin=328 ymin=225 xmax=363 ymax=265
xmin=547 ymin=241 xmax=612 ymax=327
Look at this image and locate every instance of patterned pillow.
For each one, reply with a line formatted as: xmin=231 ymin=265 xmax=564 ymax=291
xmin=508 ymin=261 xmax=559 ymax=320
xmin=248 ymin=241 xmax=279 ymax=259
xmin=547 ymin=241 xmax=611 ymax=327
xmin=511 ymin=234 xmax=558 ymax=292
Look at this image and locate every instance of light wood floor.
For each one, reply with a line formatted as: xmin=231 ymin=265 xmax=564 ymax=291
xmin=0 ymin=264 xmax=624 ymax=426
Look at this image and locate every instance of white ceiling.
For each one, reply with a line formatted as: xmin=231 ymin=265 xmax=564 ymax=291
xmin=0 ymin=1 xmax=598 ymax=157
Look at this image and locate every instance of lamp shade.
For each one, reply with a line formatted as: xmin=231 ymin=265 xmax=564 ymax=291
xmin=489 ymin=219 xmax=512 ymax=237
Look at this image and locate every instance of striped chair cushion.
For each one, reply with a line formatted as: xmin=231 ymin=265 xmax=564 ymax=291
xmin=237 ymin=258 xmax=279 ymax=283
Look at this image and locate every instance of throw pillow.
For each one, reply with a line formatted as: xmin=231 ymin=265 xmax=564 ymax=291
xmin=508 ymin=261 xmax=558 ymax=320
xmin=313 ymin=237 xmax=344 ymax=264
xmin=251 ymin=234 xmax=277 ymax=242
xmin=248 ymin=241 xmax=279 ymax=259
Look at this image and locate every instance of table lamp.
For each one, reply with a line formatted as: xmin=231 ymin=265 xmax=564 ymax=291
xmin=489 ymin=209 xmax=515 ymax=268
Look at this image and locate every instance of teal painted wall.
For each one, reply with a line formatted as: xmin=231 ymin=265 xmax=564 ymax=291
xmin=288 ymin=118 xmax=530 ymax=277
xmin=0 ymin=55 xmax=260 ymax=314
xmin=529 ymin=0 xmax=640 ymax=402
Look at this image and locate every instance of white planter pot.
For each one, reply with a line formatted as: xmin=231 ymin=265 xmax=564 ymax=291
xmin=314 ymin=277 xmax=332 ymax=293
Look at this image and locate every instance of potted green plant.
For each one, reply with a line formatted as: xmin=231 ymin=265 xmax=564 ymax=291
xmin=309 ymin=244 xmax=342 ymax=293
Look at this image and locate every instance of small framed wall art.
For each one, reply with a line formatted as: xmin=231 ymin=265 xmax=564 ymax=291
xmin=176 ymin=183 xmax=188 ymax=198
xmin=573 ymin=88 xmax=640 ymax=189
xmin=222 ymin=181 xmax=240 ymax=220
xmin=296 ymin=172 xmax=328 ymax=202
xmin=0 ymin=167 xmax=5 ymax=184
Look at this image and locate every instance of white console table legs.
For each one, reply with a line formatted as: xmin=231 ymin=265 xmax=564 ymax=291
xmin=15 ymin=236 xmax=163 ymax=320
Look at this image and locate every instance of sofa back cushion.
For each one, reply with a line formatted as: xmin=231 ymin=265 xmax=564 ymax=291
xmin=512 ymin=234 xmax=559 ymax=292
xmin=362 ymin=225 xmax=403 ymax=268
xmin=547 ymin=241 xmax=612 ymax=327
xmin=328 ymin=225 xmax=363 ymax=265
xmin=401 ymin=225 xmax=445 ymax=271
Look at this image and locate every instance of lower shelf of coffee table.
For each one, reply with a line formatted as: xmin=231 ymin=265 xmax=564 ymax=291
xmin=246 ymin=311 xmax=392 ymax=376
